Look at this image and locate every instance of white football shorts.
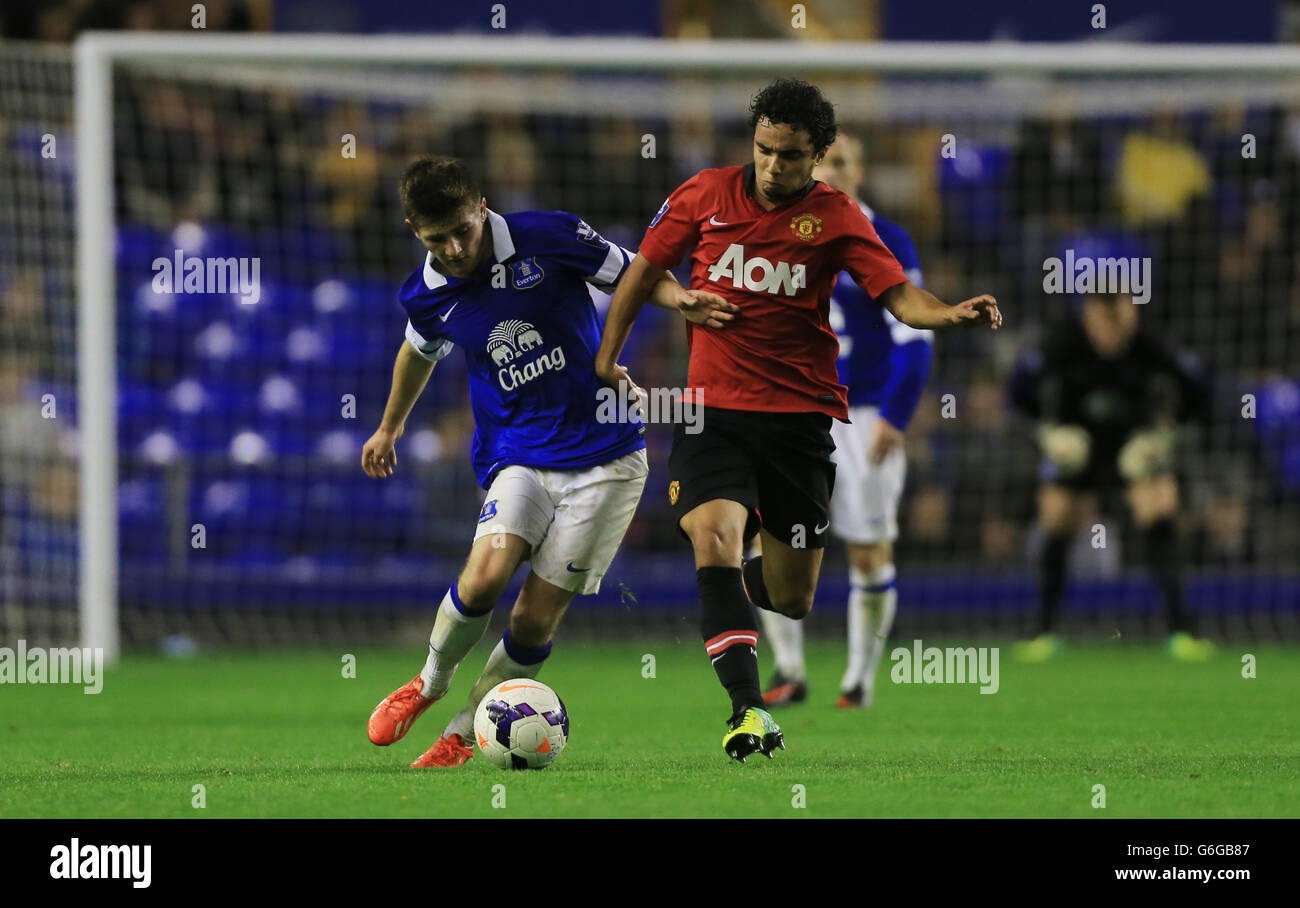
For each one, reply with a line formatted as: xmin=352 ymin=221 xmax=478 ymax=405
xmin=472 ymin=448 xmax=649 ymax=595
xmin=829 ymin=405 xmax=905 ymax=544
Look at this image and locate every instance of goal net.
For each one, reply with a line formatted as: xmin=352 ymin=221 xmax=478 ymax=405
xmin=4 ymin=36 xmax=1299 ymax=657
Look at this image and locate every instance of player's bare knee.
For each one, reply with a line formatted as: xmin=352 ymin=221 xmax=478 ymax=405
xmin=508 ymin=609 xmax=554 ymax=648
xmin=1130 ymin=498 xmax=1176 ymax=529
xmin=686 ymin=524 xmax=743 ymax=566
xmin=1039 ymin=509 xmax=1075 ymax=537
xmin=511 ymin=578 xmax=571 ymax=645
xmin=848 ymin=541 xmax=890 ymax=576
xmin=1128 ymin=476 xmax=1178 ymax=528
xmin=771 ymin=587 xmax=815 ymax=619
xmin=1038 ymin=485 xmax=1078 ymax=536
xmin=457 ymin=566 xmax=510 ymax=611
xmin=778 ymin=595 xmax=815 ymax=620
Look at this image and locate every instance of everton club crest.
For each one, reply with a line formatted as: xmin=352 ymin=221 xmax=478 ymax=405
xmin=509 ymin=257 xmax=545 ymax=290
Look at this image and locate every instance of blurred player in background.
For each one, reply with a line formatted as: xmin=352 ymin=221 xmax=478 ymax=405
xmin=758 ymin=133 xmax=932 ymax=709
xmin=596 ymin=79 xmax=1001 ymax=762
xmin=1012 ymin=290 xmax=1213 ymax=662
xmin=364 ymin=156 xmax=734 ymax=767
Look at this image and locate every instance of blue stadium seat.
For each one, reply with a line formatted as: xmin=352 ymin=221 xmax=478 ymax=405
xmin=938 ymin=143 xmax=1011 ymax=245
xmin=117 ymin=381 xmax=168 ymax=451
xmin=1252 ymin=379 xmax=1300 ymax=492
xmin=188 ymin=474 xmax=289 ymax=556
xmin=118 ymin=474 xmax=169 ymax=558
xmin=115 ymin=223 xmax=171 ymax=272
xmin=251 ymin=224 xmax=345 ymax=282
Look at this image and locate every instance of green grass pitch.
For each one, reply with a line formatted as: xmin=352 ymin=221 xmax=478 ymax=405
xmin=2 ymin=639 xmax=1296 ymax=818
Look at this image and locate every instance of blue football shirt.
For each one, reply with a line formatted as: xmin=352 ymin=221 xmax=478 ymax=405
xmin=398 ymin=209 xmax=645 ymax=487
xmin=827 ymin=202 xmax=934 ymax=429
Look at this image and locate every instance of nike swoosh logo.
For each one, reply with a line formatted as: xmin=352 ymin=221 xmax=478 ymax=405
xmin=499 ymin=683 xmax=545 ymax=693
xmin=709 ymin=215 xmax=728 ymax=226
xmin=566 ymin=562 xmax=590 ymax=573
xmin=814 ymin=521 xmax=830 ymax=534
xmin=439 ymin=302 xmax=459 ymax=322
xmin=712 ymin=647 xmax=756 ymax=666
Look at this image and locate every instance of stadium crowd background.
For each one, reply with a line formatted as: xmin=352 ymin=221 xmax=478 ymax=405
xmin=1 ymin=0 xmax=1297 ymax=642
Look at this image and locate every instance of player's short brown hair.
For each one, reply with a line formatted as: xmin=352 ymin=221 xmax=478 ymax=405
xmin=400 ymin=155 xmax=482 ymax=227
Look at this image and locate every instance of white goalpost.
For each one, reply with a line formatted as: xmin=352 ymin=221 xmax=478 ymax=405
xmin=67 ymin=34 xmax=1300 ymax=662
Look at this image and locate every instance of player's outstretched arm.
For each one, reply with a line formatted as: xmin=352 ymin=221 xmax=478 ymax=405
xmin=362 ymin=340 xmax=436 ymax=479
xmin=878 ymin=281 xmax=1002 ymax=331
xmin=594 ymin=252 xmax=667 ymax=386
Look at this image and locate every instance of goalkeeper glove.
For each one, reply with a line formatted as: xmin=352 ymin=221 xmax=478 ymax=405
xmin=1117 ymin=427 xmax=1176 ymax=482
xmin=1036 ymin=423 xmax=1091 ymax=478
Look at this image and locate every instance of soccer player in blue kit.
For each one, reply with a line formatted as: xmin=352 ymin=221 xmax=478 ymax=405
xmin=364 ymin=156 xmax=735 ymax=767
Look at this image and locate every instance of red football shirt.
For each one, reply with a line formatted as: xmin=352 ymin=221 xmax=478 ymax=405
xmin=637 ymin=164 xmax=909 ymax=420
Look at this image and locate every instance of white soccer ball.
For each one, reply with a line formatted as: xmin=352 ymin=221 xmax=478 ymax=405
xmin=473 ymin=679 xmax=569 ymax=770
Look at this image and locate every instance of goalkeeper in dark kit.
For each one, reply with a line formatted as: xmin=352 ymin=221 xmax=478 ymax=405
xmin=1011 ymin=290 xmax=1214 ymax=661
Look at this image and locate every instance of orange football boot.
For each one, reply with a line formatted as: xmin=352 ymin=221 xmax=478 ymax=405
xmin=411 ymin=733 xmax=475 ymax=768
xmin=761 ymin=672 xmax=808 ymax=707
xmin=368 ymin=674 xmax=440 ymax=746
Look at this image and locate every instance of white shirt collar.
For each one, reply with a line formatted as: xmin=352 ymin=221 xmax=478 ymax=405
xmin=485 ymin=208 xmax=515 ymax=262
xmin=422 ymin=208 xmax=516 ymax=290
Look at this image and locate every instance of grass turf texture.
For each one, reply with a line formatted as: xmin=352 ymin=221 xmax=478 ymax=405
xmin=2 ymin=640 xmax=1296 ymax=818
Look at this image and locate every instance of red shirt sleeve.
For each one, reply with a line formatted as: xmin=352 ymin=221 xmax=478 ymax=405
xmin=840 ymin=199 xmax=909 ymax=299
xmin=636 ymin=172 xmax=705 ymax=271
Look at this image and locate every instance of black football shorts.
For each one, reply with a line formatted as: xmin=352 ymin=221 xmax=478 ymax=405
xmin=667 ymin=406 xmax=836 ymax=549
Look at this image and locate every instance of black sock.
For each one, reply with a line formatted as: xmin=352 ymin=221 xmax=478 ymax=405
xmin=1145 ymin=518 xmax=1193 ymax=634
xmin=1039 ymin=533 xmax=1071 ymax=635
xmin=741 ymin=556 xmax=775 ymax=612
xmin=697 ymin=566 xmax=763 ymax=718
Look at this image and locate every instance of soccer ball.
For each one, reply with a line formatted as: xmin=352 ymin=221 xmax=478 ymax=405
xmin=473 ymin=679 xmax=569 ymax=770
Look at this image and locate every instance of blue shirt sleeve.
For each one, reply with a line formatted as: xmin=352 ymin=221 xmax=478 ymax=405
xmin=878 ymin=336 xmax=932 ymax=430
xmin=874 ymin=218 xmax=930 ymax=429
xmin=875 ymin=217 xmax=923 ymax=287
xmin=404 ymin=319 xmax=454 ymax=362
xmin=397 ymin=263 xmax=455 ymax=362
xmin=545 ymin=211 xmax=630 ymax=291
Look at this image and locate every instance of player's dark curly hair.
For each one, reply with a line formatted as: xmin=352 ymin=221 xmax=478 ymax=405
xmin=748 ymin=78 xmax=837 ymax=152
xmin=400 ymin=155 xmax=482 ymax=227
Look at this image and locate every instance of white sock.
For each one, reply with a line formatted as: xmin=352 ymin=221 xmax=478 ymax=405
xmin=758 ymin=607 xmax=806 ymax=681
xmin=842 ymin=564 xmax=897 ymax=693
xmin=445 ymin=632 xmax=549 ymax=740
xmin=842 ymin=570 xmax=869 ymax=692
xmin=855 ymin=564 xmax=897 ymax=695
xmin=419 ymin=583 xmax=492 ymax=698
xmin=443 ymin=706 xmax=476 ymax=741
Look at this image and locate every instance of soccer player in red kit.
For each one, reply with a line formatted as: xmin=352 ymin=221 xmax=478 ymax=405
xmin=595 ymin=79 xmax=1002 ymax=762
